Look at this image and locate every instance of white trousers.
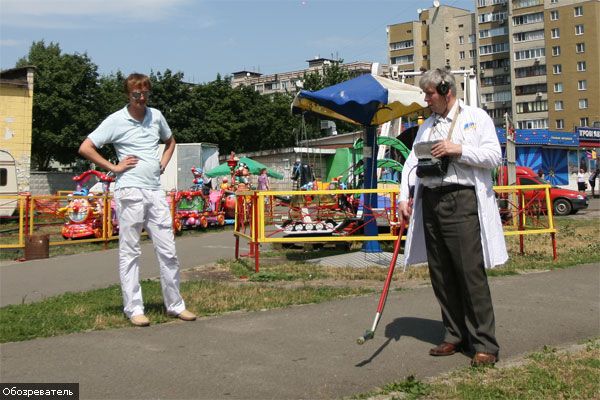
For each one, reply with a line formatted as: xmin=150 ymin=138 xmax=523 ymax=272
xmin=114 ymin=188 xmax=185 ymax=318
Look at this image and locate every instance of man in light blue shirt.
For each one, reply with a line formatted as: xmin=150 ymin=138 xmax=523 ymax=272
xmin=79 ymin=73 xmax=196 ymax=326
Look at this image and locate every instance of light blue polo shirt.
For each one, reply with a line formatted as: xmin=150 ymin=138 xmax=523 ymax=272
xmin=88 ymin=105 xmax=172 ymax=190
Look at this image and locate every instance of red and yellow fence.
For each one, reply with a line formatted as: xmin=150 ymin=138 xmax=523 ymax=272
xmin=1 ymin=185 xmax=557 ymax=265
xmin=234 ymin=184 xmax=558 ymax=272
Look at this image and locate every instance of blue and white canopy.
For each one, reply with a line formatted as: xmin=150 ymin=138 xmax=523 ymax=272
xmin=292 ymin=74 xmax=427 ymax=126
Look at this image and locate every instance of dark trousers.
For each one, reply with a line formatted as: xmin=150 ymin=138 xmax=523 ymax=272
xmin=422 ymin=185 xmax=499 ymax=355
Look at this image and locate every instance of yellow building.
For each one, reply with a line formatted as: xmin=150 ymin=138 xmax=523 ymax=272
xmin=0 ymin=66 xmax=35 ymax=192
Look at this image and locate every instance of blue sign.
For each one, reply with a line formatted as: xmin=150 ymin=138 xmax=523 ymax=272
xmin=577 ymin=127 xmax=600 ymax=144
xmin=546 ymin=131 xmax=578 ymax=146
xmin=494 ymin=128 xmax=578 ymax=146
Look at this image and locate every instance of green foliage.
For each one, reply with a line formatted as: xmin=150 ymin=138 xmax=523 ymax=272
xmin=17 ymin=41 xmax=102 ymax=170
xmin=11 ymin=41 xmax=306 ymax=170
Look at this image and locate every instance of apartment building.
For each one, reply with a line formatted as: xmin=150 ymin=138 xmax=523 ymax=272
xmin=387 ymin=4 xmax=476 ymax=97
xmin=545 ymin=0 xmax=599 ymax=132
xmin=230 ymin=58 xmax=380 ymax=95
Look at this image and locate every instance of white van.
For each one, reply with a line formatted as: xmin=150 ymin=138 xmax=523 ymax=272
xmin=0 ymin=150 xmax=18 ymax=217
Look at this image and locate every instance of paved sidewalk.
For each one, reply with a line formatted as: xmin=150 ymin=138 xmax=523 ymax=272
xmin=1 ymin=263 xmax=598 ymax=399
xmin=0 ymin=230 xmax=248 ymax=307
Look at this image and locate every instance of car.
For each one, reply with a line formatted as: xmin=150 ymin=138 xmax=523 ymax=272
xmin=497 ymin=166 xmax=588 ymax=216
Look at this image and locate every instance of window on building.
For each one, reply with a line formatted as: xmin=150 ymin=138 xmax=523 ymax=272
xmin=553 ymin=64 xmax=562 ymax=74
xmin=556 ymin=119 xmax=564 ymax=129
xmin=550 ymin=10 xmax=559 ymax=20
xmin=575 ymin=24 xmax=584 ymax=35
xmin=576 ymin=43 xmax=585 ymax=53
xmin=513 ymin=29 xmax=544 ymax=42
xmin=554 ymin=82 xmax=563 ymax=92
xmin=551 ymin=28 xmax=560 ymax=38
xmin=459 ymin=36 xmax=464 ymax=44
xmin=550 ymin=0 xmax=557 ymax=3
xmin=469 ymin=50 xmax=476 ymax=58
xmin=579 ymin=99 xmax=588 ymax=109
xmin=391 ymin=55 xmax=414 ymax=65
xmin=514 ymin=0 xmax=543 ymax=8
xmin=578 ymin=80 xmax=587 ymax=90
xmin=480 ymin=42 xmax=510 ymax=55
xmin=554 ymin=100 xmax=563 ymax=111
xmin=552 ymin=46 xmax=560 ymax=56
xmin=516 ymin=100 xmax=548 ymax=113
xmin=514 ymin=47 xmax=545 ymax=60
xmin=574 ymin=6 xmax=583 ymax=17
xmin=515 ymin=83 xmax=547 ymax=95
xmin=577 ymin=61 xmax=586 ymax=71
xmin=518 ymin=119 xmax=548 ymax=129
xmin=580 ymin=117 xmax=589 ymax=126
xmin=512 ymin=12 xmax=543 ymax=26
xmin=446 ymin=43 xmax=450 ymax=50
xmin=515 ymin=65 xmax=547 ymax=78
xmin=468 ymin=34 xmax=476 ymax=43
xmin=459 ymin=51 xmax=465 ymax=60
xmin=390 ymin=40 xmax=414 ymax=50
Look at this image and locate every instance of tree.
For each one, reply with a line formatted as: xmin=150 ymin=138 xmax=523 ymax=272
xmin=301 ymin=59 xmax=350 ymax=91
xmin=16 ymin=41 xmax=102 ymax=170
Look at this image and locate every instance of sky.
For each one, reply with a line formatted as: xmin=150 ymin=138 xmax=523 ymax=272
xmin=0 ymin=0 xmax=475 ymax=84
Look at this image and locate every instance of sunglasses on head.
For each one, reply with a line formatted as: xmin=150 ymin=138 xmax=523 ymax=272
xmin=130 ymin=90 xmax=151 ymax=100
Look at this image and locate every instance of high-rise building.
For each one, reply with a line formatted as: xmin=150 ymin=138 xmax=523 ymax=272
xmin=387 ymin=4 xmax=476 ymax=98
xmin=476 ymin=0 xmax=512 ymax=126
xmin=544 ymin=0 xmax=599 ymax=132
xmin=387 ymin=0 xmax=598 ymax=131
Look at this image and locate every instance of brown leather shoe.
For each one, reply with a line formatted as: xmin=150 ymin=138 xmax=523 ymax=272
xmin=471 ymin=352 xmax=497 ymax=367
xmin=429 ymin=342 xmax=459 ymax=356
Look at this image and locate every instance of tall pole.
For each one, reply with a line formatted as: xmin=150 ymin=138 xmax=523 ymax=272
xmin=362 ymin=125 xmax=381 ymax=253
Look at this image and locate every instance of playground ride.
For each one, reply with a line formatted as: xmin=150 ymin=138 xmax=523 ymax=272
xmin=56 ymin=170 xmax=118 ymax=239
xmin=275 ymin=178 xmax=362 ymax=236
xmin=172 ymin=167 xmax=235 ymax=234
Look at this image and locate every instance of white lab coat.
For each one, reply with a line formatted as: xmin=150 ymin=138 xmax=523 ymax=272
xmin=399 ymin=100 xmax=508 ymax=269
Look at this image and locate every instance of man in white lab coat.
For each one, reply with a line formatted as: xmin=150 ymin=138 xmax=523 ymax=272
xmin=399 ymin=68 xmax=508 ymax=367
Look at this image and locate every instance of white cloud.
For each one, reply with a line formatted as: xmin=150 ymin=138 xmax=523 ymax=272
xmin=0 ymin=39 xmax=24 ymax=47
xmin=0 ymin=0 xmax=194 ymax=27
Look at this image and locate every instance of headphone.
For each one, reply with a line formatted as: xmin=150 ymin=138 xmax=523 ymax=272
xmin=435 ymin=68 xmax=450 ymax=96
xmin=436 ymin=79 xmax=450 ymax=96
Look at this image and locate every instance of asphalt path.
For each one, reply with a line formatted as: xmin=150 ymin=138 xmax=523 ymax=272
xmin=0 ymin=230 xmax=247 ymax=307
xmin=0 ymin=264 xmax=598 ymax=399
